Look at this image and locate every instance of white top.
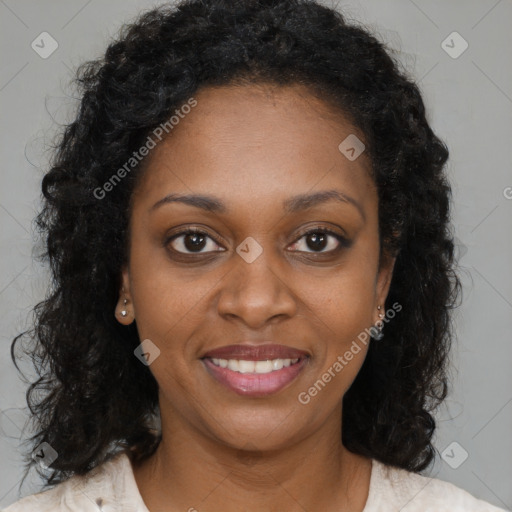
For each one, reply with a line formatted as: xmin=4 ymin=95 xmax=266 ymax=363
xmin=2 ymin=451 xmax=507 ymax=512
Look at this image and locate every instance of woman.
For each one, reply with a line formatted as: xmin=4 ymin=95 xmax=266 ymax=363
xmin=5 ymin=0 xmax=506 ymax=510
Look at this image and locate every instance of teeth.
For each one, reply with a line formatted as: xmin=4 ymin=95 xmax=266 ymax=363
xmin=227 ymin=359 xmax=239 ymax=372
xmin=272 ymin=359 xmax=284 ymax=370
xmin=255 ymin=360 xmax=273 ymax=373
xmin=210 ymin=357 xmax=300 ymax=373
xmin=238 ymin=360 xmax=255 ymax=373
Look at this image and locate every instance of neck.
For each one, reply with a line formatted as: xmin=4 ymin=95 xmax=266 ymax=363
xmin=131 ymin=406 xmax=372 ymax=512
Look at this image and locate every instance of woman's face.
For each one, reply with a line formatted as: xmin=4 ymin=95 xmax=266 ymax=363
xmin=118 ymin=83 xmax=395 ymax=452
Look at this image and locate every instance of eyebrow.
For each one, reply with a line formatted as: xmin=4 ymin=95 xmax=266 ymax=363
xmin=151 ymin=189 xmax=365 ymax=221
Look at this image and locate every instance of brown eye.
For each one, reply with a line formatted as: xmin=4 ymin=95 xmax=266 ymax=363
xmin=289 ymin=228 xmax=350 ymax=254
xmin=167 ymin=229 xmax=225 ymax=254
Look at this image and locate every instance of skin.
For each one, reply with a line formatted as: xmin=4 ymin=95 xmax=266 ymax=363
xmin=116 ymin=83 xmax=396 ymax=512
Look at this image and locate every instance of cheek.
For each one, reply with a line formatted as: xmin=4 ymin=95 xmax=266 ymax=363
xmin=306 ymin=279 xmax=373 ymax=382
xmin=127 ymin=234 xmax=207 ymax=360
xmin=299 ymin=257 xmax=377 ymax=335
xmin=295 ymin=274 xmax=374 ymax=408
xmin=129 ymin=265 xmax=208 ymax=400
xmin=131 ymin=268 xmax=207 ymax=350
xmin=294 ymin=249 xmax=377 ymax=388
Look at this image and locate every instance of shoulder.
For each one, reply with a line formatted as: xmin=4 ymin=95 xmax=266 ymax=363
xmin=365 ymin=459 xmax=507 ymax=512
xmin=2 ymin=451 xmax=146 ymax=512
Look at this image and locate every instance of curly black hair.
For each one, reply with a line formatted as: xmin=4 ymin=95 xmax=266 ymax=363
xmin=11 ymin=0 xmax=461 ymax=487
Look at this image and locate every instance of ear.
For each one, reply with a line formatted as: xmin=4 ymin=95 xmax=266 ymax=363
xmin=374 ymin=251 xmax=397 ymax=323
xmin=115 ymin=266 xmax=135 ymax=325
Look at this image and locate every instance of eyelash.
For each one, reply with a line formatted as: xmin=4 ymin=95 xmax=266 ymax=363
xmin=165 ymin=225 xmax=350 ymax=256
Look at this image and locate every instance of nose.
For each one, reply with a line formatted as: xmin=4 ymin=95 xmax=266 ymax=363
xmin=216 ymin=248 xmax=297 ymax=329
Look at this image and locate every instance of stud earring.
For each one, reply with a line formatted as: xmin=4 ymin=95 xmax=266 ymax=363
xmin=120 ymin=298 xmax=128 ymax=318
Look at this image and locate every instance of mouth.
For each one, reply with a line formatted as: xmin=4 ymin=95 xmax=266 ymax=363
xmin=201 ymin=344 xmax=309 ymax=397
xmin=208 ymin=357 xmax=301 ymax=373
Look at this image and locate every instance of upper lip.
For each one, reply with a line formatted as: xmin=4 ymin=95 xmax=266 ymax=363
xmin=202 ymin=343 xmax=309 ymax=361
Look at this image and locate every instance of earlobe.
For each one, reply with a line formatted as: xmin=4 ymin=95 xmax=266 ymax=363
xmin=116 ymin=268 xmax=135 ymax=325
xmin=371 ymin=255 xmax=396 ymax=340
xmin=370 ymin=304 xmax=386 ymax=340
xmin=375 ymin=253 xmax=397 ymax=314
xmin=120 ymin=298 xmax=129 ymax=317
xmin=116 ymin=295 xmax=135 ymax=325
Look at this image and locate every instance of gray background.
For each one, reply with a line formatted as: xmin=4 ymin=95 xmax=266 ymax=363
xmin=1 ymin=0 xmax=511 ymax=509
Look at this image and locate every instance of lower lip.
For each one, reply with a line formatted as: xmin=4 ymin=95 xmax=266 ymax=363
xmin=202 ymin=358 xmax=307 ymax=397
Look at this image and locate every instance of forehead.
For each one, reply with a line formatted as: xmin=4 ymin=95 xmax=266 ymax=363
xmin=132 ymin=83 xmax=375 ymax=216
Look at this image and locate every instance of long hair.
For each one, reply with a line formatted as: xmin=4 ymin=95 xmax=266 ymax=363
xmin=12 ymin=0 xmax=460 ymax=486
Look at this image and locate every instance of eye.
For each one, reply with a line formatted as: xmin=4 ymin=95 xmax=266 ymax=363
xmin=165 ymin=226 xmax=350 ymax=256
xmin=167 ymin=228 xmax=225 ymax=254
xmin=288 ymin=227 xmax=349 ymax=254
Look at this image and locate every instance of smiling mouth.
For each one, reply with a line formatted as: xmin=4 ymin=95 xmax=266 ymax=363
xmin=208 ymin=357 xmax=300 ymax=374
xmin=201 ymin=355 xmax=309 ymax=398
